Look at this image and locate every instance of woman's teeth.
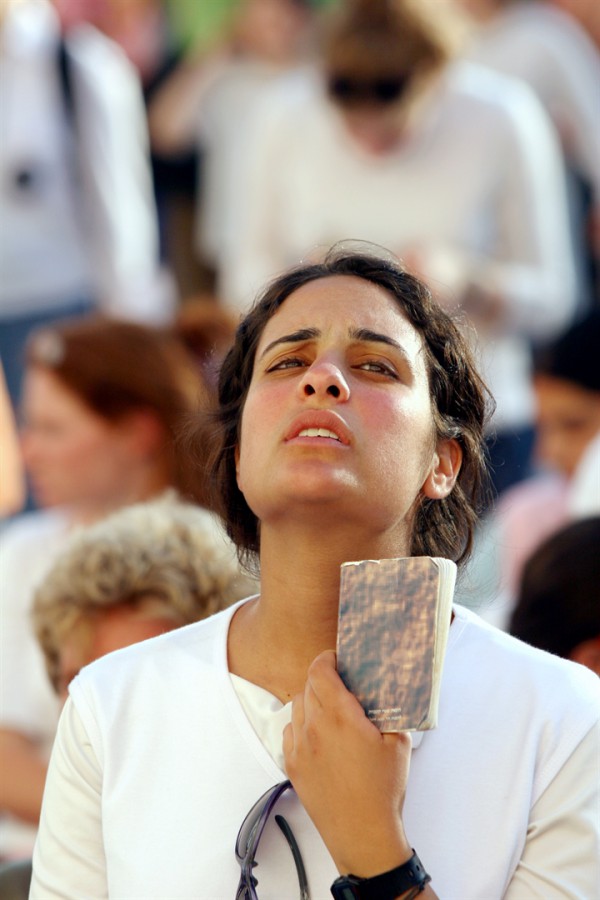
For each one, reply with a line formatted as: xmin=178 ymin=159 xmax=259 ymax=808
xmin=298 ymin=428 xmax=340 ymax=440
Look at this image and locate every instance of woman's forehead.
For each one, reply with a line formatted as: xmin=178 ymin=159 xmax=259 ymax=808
xmin=258 ymin=275 xmax=425 ymax=354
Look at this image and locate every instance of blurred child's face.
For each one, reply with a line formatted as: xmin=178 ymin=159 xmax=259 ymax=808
xmin=235 ymin=0 xmax=310 ymax=63
xmin=58 ymin=603 xmax=177 ymax=702
xmin=534 ymin=374 xmax=600 ymax=478
xmin=51 ymin=0 xmax=103 ymax=24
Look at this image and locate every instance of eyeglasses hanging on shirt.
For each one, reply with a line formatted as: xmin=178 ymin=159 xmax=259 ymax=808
xmin=235 ymin=780 xmax=310 ymax=900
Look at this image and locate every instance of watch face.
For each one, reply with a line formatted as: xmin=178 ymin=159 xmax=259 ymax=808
xmin=331 ymin=879 xmax=361 ymax=900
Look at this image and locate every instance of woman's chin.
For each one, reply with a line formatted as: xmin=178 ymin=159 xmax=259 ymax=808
xmin=284 ymin=474 xmax=363 ymax=515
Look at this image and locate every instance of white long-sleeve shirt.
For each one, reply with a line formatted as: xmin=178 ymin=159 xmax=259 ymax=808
xmin=31 ymin=601 xmax=600 ymax=898
xmin=220 ymin=63 xmax=577 ymax=429
xmin=0 ymin=0 xmax=174 ymax=323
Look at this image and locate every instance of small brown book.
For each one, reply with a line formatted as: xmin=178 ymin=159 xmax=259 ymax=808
xmin=336 ymin=556 xmax=456 ymax=733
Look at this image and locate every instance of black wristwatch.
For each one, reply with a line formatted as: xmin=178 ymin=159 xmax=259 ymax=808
xmin=330 ymin=851 xmax=431 ymax=900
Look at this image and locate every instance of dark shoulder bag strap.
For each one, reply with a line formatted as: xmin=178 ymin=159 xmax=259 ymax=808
xmin=57 ymin=36 xmax=77 ymax=134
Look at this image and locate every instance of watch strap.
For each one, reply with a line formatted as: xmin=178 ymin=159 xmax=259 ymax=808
xmin=330 ymin=850 xmax=431 ymax=900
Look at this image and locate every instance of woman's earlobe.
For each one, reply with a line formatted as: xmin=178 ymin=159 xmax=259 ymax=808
xmin=422 ymin=439 xmax=462 ymax=500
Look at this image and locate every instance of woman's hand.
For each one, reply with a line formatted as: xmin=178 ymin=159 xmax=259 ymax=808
xmin=283 ymin=650 xmax=413 ymax=877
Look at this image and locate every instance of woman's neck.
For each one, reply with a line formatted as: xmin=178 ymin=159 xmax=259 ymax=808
xmin=228 ymin=521 xmax=408 ymax=701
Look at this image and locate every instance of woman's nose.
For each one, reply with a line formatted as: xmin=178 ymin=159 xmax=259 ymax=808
xmin=299 ymin=361 xmax=350 ymax=402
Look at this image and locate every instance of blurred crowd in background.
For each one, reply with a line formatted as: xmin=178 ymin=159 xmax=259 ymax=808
xmin=0 ymin=0 xmax=599 ymax=872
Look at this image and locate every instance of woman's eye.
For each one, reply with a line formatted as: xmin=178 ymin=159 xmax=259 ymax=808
xmin=358 ymin=360 xmax=398 ymax=378
xmin=266 ymin=356 xmax=306 ymax=372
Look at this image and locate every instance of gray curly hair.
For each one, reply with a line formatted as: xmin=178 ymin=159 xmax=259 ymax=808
xmin=33 ymin=492 xmax=256 ymax=692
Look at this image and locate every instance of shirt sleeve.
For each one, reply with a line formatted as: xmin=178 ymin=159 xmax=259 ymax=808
xmin=504 ymin=719 xmax=600 ymax=899
xmin=30 ymin=697 xmax=107 ymax=900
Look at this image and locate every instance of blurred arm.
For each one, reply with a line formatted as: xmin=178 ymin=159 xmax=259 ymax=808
xmin=0 ymin=364 xmax=25 ymax=518
xmin=0 ymin=730 xmax=47 ymax=823
xmin=148 ymin=48 xmax=232 ymax=156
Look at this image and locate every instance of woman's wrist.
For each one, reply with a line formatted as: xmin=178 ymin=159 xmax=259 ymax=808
xmin=331 ymin=850 xmax=431 ymax=900
xmin=333 ymin=831 xmax=413 ymax=880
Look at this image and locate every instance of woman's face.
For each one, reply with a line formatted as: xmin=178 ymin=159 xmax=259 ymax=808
xmin=534 ymin=374 xmax=600 ymax=478
xmin=339 ymin=105 xmax=404 ymax=157
xmin=236 ymin=275 xmax=459 ymax=550
xmin=20 ymin=367 xmax=140 ymax=510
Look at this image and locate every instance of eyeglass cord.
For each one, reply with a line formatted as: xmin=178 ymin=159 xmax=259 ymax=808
xmin=275 ymin=815 xmax=310 ymax=900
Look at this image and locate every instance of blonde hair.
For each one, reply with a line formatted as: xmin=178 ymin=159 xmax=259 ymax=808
xmin=33 ymin=493 xmax=256 ymax=692
xmin=322 ymin=0 xmax=466 ymax=89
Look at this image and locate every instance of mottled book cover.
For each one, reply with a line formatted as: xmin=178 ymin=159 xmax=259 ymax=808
xmin=336 ymin=557 xmax=456 ymax=732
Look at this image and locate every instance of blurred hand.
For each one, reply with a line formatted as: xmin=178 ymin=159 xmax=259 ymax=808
xmin=398 ymin=245 xmax=465 ymax=311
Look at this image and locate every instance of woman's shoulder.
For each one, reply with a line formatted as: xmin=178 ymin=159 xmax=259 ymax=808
xmin=442 ymin=59 xmax=550 ymax=128
xmin=450 ymin=603 xmax=600 ymax=709
xmin=446 ymin=605 xmax=600 ymax=807
xmin=64 ymin=21 xmax=145 ymax=115
xmin=65 ymin=22 xmax=133 ymax=77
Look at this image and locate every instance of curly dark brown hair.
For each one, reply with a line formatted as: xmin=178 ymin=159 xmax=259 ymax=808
xmin=208 ymin=247 xmax=493 ymax=570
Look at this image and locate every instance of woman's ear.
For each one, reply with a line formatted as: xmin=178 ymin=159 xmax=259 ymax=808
xmin=422 ymin=438 xmax=462 ymax=500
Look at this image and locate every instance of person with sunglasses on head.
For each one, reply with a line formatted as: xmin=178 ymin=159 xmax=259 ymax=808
xmin=30 ymin=247 xmax=599 ymax=899
xmin=219 ymin=0 xmax=577 ymax=500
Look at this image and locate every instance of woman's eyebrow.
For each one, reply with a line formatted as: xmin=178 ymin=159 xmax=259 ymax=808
xmin=259 ymin=328 xmax=320 ymax=359
xmin=259 ymin=326 xmax=414 ymax=366
xmin=350 ymin=328 xmax=414 ymax=366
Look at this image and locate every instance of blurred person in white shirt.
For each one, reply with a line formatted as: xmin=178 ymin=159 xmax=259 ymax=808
xmin=0 ymin=0 xmax=174 ymax=408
